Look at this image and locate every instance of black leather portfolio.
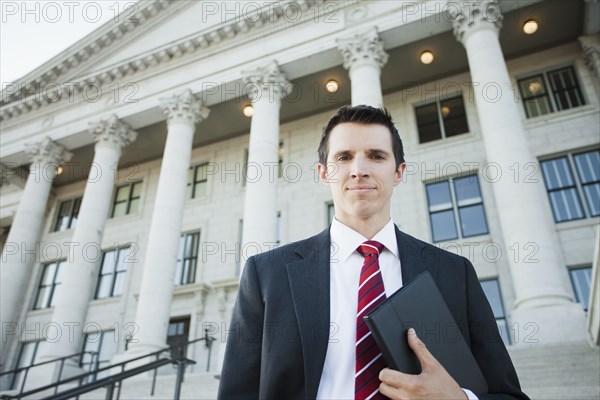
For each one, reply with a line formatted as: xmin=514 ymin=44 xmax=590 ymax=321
xmin=364 ymin=271 xmax=488 ymax=395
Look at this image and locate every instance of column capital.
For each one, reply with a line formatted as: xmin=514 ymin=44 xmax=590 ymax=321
xmin=336 ymin=27 xmax=388 ymax=73
xmin=159 ymin=89 xmax=210 ymax=126
xmin=24 ymin=137 xmax=73 ymax=166
xmin=89 ymin=114 xmax=138 ymax=150
xmin=242 ymin=61 xmax=291 ymax=102
xmin=579 ymin=34 xmax=600 ymax=78
xmin=451 ymin=0 xmax=503 ymax=44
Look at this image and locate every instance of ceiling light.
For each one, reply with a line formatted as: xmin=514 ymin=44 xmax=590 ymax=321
xmin=523 ymin=19 xmax=538 ymax=35
xmin=56 ymin=165 xmax=64 ymax=175
xmin=420 ymin=50 xmax=434 ymax=65
xmin=441 ymin=106 xmax=451 ymax=117
xmin=527 ymin=81 xmax=542 ymax=95
xmin=243 ymin=105 xmax=254 ymax=117
xmin=325 ymin=80 xmax=339 ymax=93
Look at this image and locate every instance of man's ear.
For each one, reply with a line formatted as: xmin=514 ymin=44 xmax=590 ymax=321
xmin=317 ymin=163 xmax=329 ymax=186
xmin=394 ymin=163 xmax=406 ymax=186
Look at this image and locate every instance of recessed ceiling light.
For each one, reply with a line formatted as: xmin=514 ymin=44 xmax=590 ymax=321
xmin=420 ymin=50 xmax=434 ymax=65
xmin=523 ymin=19 xmax=538 ymax=35
xmin=325 ymin=80 xmax=339 ymax=93
xmin=243 ymin=105 xmax=254 ymax=117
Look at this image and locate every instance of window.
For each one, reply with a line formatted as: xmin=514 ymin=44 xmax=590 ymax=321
xmin=111 ymin=182 xmax=142 ymax=218
xmin=518 ymin=66 xmax=585 ymax=118
xmin=415 ymin=95 xmax=469 ymax=143
xmin=187 ymin=163 xmax=208 ymax=199
xmin=174 ymin=232 xmax=200 ymax=286
xmin=569 ymin=266 xmax=593 ymax=311
xmin=81 ymin=330 xmax=117 ymax=378
xmin=426 ymin=175 xmax=488 ymax=242
xmin=95 ymin=247 xmax=130 ymax=299
xmin=34 ymin=261 xmax=64 ymax=309
xmin=11 ymin=341 xmax=42 ymax=390
xmin=480 ymin=279 xmax=510 ymax=345
xmin=167 ymin=317 xmax=190 ymax=358
xmin=53 ymin=197 xmax=82 ymax=232
xmin=540 ymin=150 xmax=600 ymax=222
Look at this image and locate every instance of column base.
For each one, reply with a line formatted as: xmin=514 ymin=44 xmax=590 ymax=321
xmin=510 ymin=302 xmax=589 ymax=345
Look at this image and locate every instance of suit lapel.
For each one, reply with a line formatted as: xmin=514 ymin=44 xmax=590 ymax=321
xmin=286 ymin=228 xmax=331 ymax=400
xmin=395 ymin=226 xmax=439 ymax=284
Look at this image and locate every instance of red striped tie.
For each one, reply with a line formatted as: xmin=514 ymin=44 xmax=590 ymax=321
xmin=355 ymin=240 xmax=387 ymax=400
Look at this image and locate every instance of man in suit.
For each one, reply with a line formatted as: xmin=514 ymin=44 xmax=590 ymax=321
xmin=218 ymin=105 xmax=528 ymax=400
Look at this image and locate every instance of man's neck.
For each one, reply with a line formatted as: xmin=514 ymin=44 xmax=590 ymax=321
xmin=336 ymin=216 xmax=391 ymax=239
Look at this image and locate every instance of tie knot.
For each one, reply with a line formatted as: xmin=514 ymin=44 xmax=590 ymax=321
xmin=357 ymin=240 xmax=384 ymax=259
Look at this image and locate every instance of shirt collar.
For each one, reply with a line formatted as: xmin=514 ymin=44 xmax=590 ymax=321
xmin=330 ymin=218 xmax=399 ymax=263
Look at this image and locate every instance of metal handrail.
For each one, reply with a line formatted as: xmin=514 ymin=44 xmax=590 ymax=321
xmin=0 ymin=351 xmax=98 ymax=396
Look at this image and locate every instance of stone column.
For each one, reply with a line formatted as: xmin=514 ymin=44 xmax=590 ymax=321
xmin=126 ymin=90 xmax=209 ymax=356
xmin=579 ymin=34 xmax=600 ymax=93
xmin=0 ymin=138 xmax=72 ymax=349
xmin=39 ymin=115 xmax=137 ymax=365
xmin=337 ymin=27 xmax=388 ymax=108
xmin=240 ymin=61 xmax=289 ymax=259
xmin=452 ymin=0 xmax=587 ymax=343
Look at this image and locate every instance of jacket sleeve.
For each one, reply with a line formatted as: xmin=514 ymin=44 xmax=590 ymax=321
xmin=217 ymin=256 xmax=264 ymax=400
xmin=463 ymin=258 xmax=530 ymax=400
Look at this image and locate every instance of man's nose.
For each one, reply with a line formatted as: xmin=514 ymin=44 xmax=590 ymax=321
xmin=350 ymin=156 xmax=369 ymax=178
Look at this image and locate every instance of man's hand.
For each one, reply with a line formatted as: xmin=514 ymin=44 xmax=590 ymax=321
xmin=378 ymin=328 xmax=468 ymax=400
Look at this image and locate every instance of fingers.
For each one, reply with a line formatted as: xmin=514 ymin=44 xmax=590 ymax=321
xmin=407 ymin=328 xmax=435 ymax=370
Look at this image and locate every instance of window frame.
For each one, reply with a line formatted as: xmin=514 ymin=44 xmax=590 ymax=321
xmin=33 ymin=261 xmax=64 ymax=310
xmin=569 ymin=266 xmax=593 ymax=312
xmin=80 ymin=330 xmax=117 ymax=377
xmin=174 ymin=231 xmax=201 ymax=286
xmin=480 ymin=278 xmax=511 ymax=345
xmin=187 ymin=162 xmax=209 ymax=199
xmin=414 ymin=93 xmax=470 ymax=143
xmin=425 ymin=174 xmax=489 ymax=243
xmin=94 ymin=247 xmax=130 ymax=299
xmin=52 ymin=196 xmax=83 ymax=232
xmin=11 ymin=340 xmax=42 ymax=390
xmin=111 ymin=181 xmax=142 ymax=218
xmin=517 ymin=65 xmax=586 ymax=118
xmin=540 ymin=149 xmax=600 ymax=223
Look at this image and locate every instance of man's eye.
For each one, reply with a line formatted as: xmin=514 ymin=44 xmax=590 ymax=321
xmin=337 ymin=156 xmax=350 ymax=161
xmin=372 ymin=154 xmax=385 ymax=160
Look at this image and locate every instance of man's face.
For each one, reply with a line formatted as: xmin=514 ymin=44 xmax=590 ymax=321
xmin=318 ymin=122 xmax=405 ymax=228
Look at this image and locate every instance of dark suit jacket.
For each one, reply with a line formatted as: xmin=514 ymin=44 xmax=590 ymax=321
xmin=218 ymin=226 xmax=529 ymax=400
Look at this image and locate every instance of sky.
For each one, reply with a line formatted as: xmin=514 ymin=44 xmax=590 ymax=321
xmin=1 ymin=1 xmax=136 ymax=88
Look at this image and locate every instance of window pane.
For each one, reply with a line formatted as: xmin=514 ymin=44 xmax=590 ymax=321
xmin=520 ymin=75 xmax=547 ymax=97
xmin=441 ymin=96 xmax=469 ymax=137
xmin=582 ymin=184 xmax=600 ymax=216
xmin=570 ymin=267 xmax=592 ymax=311
xmin=112 ymin=203 xmax=127 ymax=218
xmin=416 ymin=103 xmax=442 ymax=143
xmin=131 ymin=182 xmax=142 ymax=198
xmin=548 ymin=188 xmax=584 ymax=222
xmin=541 ymin=158 xmax=575 ymax=190
xmin=54 ymin=200 xmax=72 ymax=231
xmin=96 ymin=275 xmax=112 ymax=299
xmin=480 ymin=280 xmax=505 ymax=319
xmin=35 ymin=287 xmax=50 ymax=309
xmin=196 ymin=164 xmax=208 ymax=182
xmin=519 ymin=75 xmax=551 ymax=117
xmin=459 ymin=204 xmax=488 ymax=237
xmin=548 ymin=67 xmax=584 ymax=111
xmin=128 ymin=198 xmax=140 ymax=214
xmin=426 ymin=181 xmax=452 ymax=211
xmin=112 ymin=271 xmax=125 ymax=296
xmin=53 ymin=262 xmax=64 ymax=284
xmin=116 ymin=247 xmax=130 ymax=272
xmin=431 ymin=210 xmax=458 ymax=242
xmin=99 ymin=331 xmax=117 ymax=362
xmin=70 ymin=198 xmax=81 ymax=229
xmin=193 ymin=181 xmax=207 ymax=198
xmin=574 ymin=151 xmax=600 ymax=184
xmin=40 ymin=263 xmax=58 ymax=285
xmin=115 ymin=186 xmax=129 ymax=202
xmin=101 ymin=251 xmax=117 ymax=274
xmin=453 ymin=176 xmax=482 ymax=206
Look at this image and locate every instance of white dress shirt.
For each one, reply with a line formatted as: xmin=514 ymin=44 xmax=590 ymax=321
xmin=316 ymin=218 xmax=478 ymax=400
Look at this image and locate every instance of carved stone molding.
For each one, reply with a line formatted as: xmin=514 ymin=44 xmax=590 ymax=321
xmin=450 ymin=0 xmax=503 ymax=44
xmin=336 ymin=27 xmax=388 ymax=73
xmin=24 ymin=137 xmax=73 ymax=168
xmin=212 ymin=277 xmax=240 ymax=320
xmin=160 ymin=89 xmax=210 ymax=126
xmin=579 ymin=35 xmax=600 ymax=79
xmin=241 ymin=61 xmax=291 ymax=102
xmin=89 ymin=114 xmax=138 ymax=150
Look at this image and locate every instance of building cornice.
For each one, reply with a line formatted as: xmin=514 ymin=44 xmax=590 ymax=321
xmin=0 ymin=0 xmax=336 ymax=123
